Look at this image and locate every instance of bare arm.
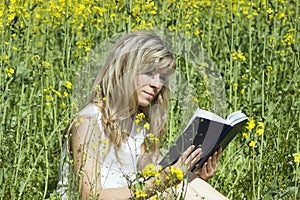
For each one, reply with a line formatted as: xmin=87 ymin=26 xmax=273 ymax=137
xmin=71 ymin=115 xmax=132 ymax=200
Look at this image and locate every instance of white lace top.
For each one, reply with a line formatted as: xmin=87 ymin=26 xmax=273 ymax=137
xmin=56 ymin=103 xmax=147 ymax=197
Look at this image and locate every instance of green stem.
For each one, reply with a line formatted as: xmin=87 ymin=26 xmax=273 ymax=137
xmin=17 ymin=114 xmax=67 ymax=200
xmin=13 ymin=82 xmax=25 ymax=186
xmin=252 ymin=149 xmax=256 ymax=200
xmin=126 ymin=0 xmax=132 ymax=32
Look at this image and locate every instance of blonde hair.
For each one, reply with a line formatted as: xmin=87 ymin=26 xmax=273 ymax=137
xmin=89 ymin=31 xmax=176 ymax=150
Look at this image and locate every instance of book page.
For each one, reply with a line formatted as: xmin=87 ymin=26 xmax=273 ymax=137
xmin=183 ymin=108 xmax=226 ymax=133
xmin=226 ymin=111 xmax=247 ymax=126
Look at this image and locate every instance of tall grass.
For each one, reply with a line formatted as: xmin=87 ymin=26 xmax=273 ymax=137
xmin=0 ymin=0 xmax=299 ymax=199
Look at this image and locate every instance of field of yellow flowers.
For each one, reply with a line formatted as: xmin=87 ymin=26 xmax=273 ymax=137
xmin=1 ymin=0 xmax=299 ymax=199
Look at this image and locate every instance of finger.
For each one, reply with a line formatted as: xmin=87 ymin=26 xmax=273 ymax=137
xmin=181 ymin=145 xmax=196 ymax=161
xmin=218 ymin=146 xmax=223 ymax=154
xmin=206 ymin=157 xmax=213 ymax=173
xmin=200 ymin=162 xmax=209 ymax=180
xmin=217 ymin=147 xmax=222 ymax=162
xmin=186 ymin=148 xmax=202 ymax=167
xmin=211 ymin=151 xmax=218 ymax=169
xmin=175 ymin=145 xmax=196 ymax=168
xmin=182 ymin=148 xmax=201 ymax=170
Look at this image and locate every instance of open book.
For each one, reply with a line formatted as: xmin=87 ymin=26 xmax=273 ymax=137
xmin=159 ymin=109 xmax=248 ymax=172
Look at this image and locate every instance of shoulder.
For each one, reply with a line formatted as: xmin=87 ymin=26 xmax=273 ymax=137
xmin=75 ymin=103 xmax=102 ymax=126
xmin=79 ymin=103 xmax=102 ymax=118
xmin=71 ymin=103 xmax=103 ymax=145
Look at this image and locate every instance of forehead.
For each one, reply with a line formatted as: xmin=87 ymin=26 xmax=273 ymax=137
xmin=140 ymin=57 xmax=175 ymax=75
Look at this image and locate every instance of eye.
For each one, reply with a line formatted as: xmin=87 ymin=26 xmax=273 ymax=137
xmin=144 ymin=71 xmax=153 ymax=76
xmin=159 ymin=75 xmax=167 ymax=82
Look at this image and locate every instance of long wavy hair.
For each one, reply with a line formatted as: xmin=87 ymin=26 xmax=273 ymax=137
xmin=88 ymin=31 xmax=176 ymax=151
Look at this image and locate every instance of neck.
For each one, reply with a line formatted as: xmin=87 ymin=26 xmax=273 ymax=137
xmin=138 ymin=106 xmax=149 ymax=117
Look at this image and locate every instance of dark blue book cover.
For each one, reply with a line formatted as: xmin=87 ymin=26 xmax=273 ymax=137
xmin=159 ymin=109 xmax=248 ymax=172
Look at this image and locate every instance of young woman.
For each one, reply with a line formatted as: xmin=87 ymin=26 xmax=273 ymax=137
xmin=57 ymin=31 xmax=228 ymax=200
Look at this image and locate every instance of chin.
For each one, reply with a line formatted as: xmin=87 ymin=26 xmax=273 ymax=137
xmin=139 ymin=103 xmax=150 ymax=107
xmin=138 ymin=100 xmax=151 ymax=107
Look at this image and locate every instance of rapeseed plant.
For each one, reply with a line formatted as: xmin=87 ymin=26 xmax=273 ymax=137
xmin=4 ymin=67 xmax=15 ymax=77
xmin=249 ymin=140 xmax=256 ymax=148
xmin=135 ymin=189 xmax=148 ymax=198
xmin=65 ymin=81 xmax=72 ymax=90
xmin=231 ymin=51 xmax=247 ymax=63
xmin=142 ymin=163 xmax=161 ymax=178
xmin=246 ymin=118 xmax=255 ymax=131
xmin=1 ymin=0 xmax=299 ymax=199
xmin=293 ymin=153 xmax=300 ymax=163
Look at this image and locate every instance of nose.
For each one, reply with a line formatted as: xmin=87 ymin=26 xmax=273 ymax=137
xmin=150 ymin=74 xmax=162 ymax=88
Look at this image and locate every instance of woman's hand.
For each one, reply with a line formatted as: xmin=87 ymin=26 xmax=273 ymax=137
xmin=172 ymin=145 xmax=202 ymax=176
xmin=199 ymin=147 xmax=222 ymax=181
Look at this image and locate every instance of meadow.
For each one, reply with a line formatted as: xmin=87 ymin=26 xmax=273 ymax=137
xmin=0 ymin=0 xmax=299 ymax=199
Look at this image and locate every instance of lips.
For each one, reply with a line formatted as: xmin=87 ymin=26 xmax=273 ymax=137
xmin=143 ymin=91 xmax=155 ymax=99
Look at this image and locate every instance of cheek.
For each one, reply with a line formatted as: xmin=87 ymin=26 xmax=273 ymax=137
xmin=136 ymin=75 xmax=148 ymax=88
xmin=157 ymin=87 xmax=163 ymax=95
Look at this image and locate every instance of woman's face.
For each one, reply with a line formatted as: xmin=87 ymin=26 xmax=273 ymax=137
xmin=136 ymin=72 xmax=166 ymax=107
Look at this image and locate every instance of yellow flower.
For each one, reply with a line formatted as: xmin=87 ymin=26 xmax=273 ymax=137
xmin=101 ymin=139 xmax=108 ymax=146
xmin=135 ymin=119 xmax=140 ymax=125
xmin=136 ymin=112 xmax=145 ymax=120
xmin=65 ymin=81 xmax=72 ymax=89
xmin=61 ymin=102 xmax=67 ymax=109
xmin=257 ymin=122 xmax=264 ymax=129
xmin=151 ymin=195 xmax=157 ymax=200
xmin=135 ymin=189 xmax=148 ymax=198
xmin=246 ymin=118 xmax=255 ymax=131
xmin=42 ymin=61 xmax=51 ymax=68
xmin=35 ymin=13 xmax=41 ymax=19
xmin=242 ymin=132 xmax=249 ymax=140
xmin=266 ymin=66 xmax=272 ymax=72
xmin=63 ymin=91 xmax=69 ymax=97
xmin=54 ymin=90 xmax=61 ymax=98
xmin=167 ymin=166 xmax=183 ymax=182
xmin=249 ymin=140 xmax=256 ymax=147
xmin=194 ymin=29 xmax=201 ymax=36
xmin=269 ymin=37 xmax=275 ymax=44
xmin=240 ymin=88 xmax=245 ymax=95
xmin=233 ymin=83 xmax=238 ymax=90
xmin=266 ymin=8 xmax=273 ymax=14
xmin=292 ymin=153 xmax=300 ymax=163
xmin=256 ymin=128 xmax=264 ymax=136
xmin=5 ymin=68 xmax=15 ymax=77
xmin=46 ymin=95 xmax=54 ymax=102
xmin=283 ymin=32 xmax=294 ymax=45
xmin=143 ymin=122 xmax=150 ymax=130
xmin=231 ymin=51 xmax=247 ymax=63
xmin=154 ymin=179 xmax=161 ymax=186
xmin=142 ymin=163 xmax=161 ymax=178
xmin=135 ymin=112 xmax=146 ymax=126
xmin=110 ymin=13 xmax=116 ymax=19
xmin=147 ymin=133 xmax=159 ymax=143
